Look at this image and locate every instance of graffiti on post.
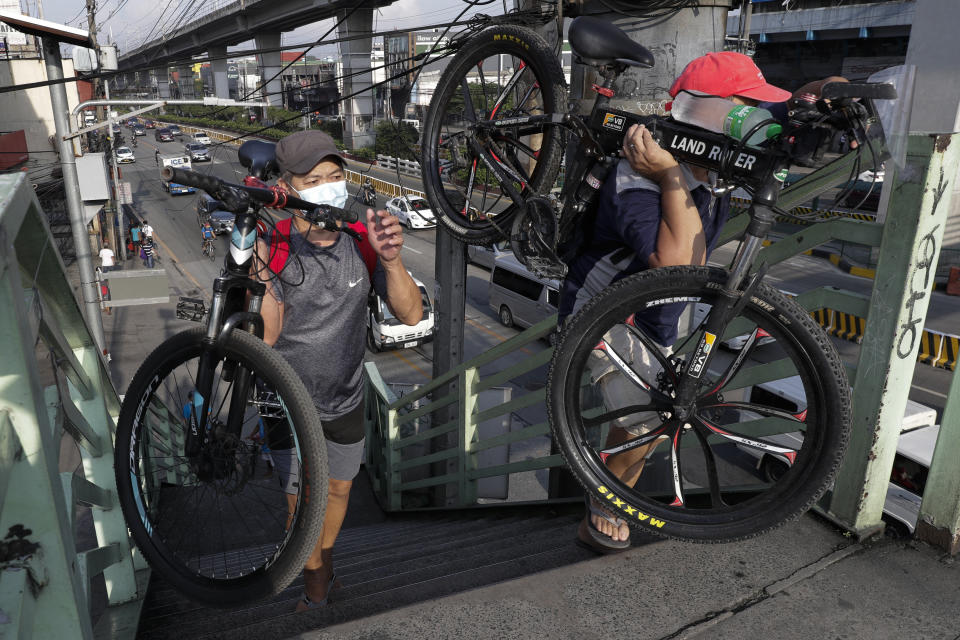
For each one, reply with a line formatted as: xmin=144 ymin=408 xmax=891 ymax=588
xmin=897 ymin=224 xmax=940 ymax=359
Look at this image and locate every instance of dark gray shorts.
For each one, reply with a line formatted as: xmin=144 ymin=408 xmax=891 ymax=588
xmin=271 ymin=404 xmax=365 ymax=492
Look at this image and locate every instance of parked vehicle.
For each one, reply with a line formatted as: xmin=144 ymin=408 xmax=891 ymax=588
xmin=488 ymin=253 xmax=559 ymax=330
xmin=184 ymin=142 xmax=210 ymax=162
xmin=168 ymin=124 xmax=183 ymax=138
xmin=82 ymin=111 xmax=96 ymax=126
xmin=737 ymin=376 xmax=938 ymax=537
xmin=159 ymin=155 xmax=196 ymax=195
xmin=192 ymin=131 xmax=212 ymax=145
xmin=195 ymin=193 xmax=234 ymax=234
xmin=366 ymin=273 xmax=435 ymax=352
xmin=468 ymin=240 xmax=510 ymax=270
xmin=115 ymin=146 xmax=136 ymax=163
xmin=385 ymin=195 xmax=436 ymax=229
xmin=155 ymin=128 xmax=174 ymax=142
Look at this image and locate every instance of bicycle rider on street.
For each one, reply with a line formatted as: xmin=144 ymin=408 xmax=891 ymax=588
xmin=361 ymin=177 xmax=376 ymax=206
xmin=200 ymin=220 xmax=215 ymax=252
xmin=560 ymin=51 xmax=845 ymax=554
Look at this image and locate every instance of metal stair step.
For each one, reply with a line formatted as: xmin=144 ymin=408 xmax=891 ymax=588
xmin=133 ymin=511 xmax=589 ymax=639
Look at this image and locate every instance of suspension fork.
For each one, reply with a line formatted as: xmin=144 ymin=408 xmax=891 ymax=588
xmin=673 ymin=181 xmax=781 ymax=410
xmin=185 ymin=211 xmax=265 ymax=455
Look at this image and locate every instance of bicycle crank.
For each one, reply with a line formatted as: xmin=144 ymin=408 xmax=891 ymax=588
xmin=510 ymin=196 xmax=567 ymax=280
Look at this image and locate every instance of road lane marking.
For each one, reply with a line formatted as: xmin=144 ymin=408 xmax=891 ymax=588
xmin=152 ymin=235 xmax=210 ymax=297
xmin=402 ymin=245 xmax=423 ymax=254
xmin=465 ymin=316 xmax=536 ymax=356
xmin=388 ymin=348 xmax=431 ymax=379
xmin=912 ymin=384 xmax=948 ymax=400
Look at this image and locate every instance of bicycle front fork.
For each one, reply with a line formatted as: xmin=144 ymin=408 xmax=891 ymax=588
xmin=672 ymin=203 xmax=776 ymax=410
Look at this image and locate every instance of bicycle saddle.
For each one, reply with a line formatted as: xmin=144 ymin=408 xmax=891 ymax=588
xmin=238 ymin=140 xmax=279 ymax=180
xmin=568 ymin=16 xmax=654 ymax=69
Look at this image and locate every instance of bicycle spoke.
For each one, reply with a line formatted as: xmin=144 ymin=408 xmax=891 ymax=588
xmin=459 ymin=76 xmax=478 ymax=122
xmin=691 ymin=423 xmax=726 ymax=507
xmin=700 ymin=400 xmax=807 ymax=424
xmin=594 ymin=335 xmax=672 ymax=404
xmin=706 ymin=327 xmax=770 ymax=395
xmin=596 ymin=425 xmax=669 ymax=463
xmin=489 ymin=61 xmax=526 ymax=119
xmin=695 ymin=414 xmax=798 ymax=463
xmin=669 ymin=426 xmax=685 ymax=507
xmin=584 ymin=403 xmax=665 ymax=429
xmin=622 ymin=314 xmax=679 ymax=385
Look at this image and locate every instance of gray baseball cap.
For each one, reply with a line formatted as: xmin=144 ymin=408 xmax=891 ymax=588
xmin=275 ymin=130 xmax=345 ymax=175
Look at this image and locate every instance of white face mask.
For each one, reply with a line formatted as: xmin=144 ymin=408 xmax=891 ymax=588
xmin=294 ymin=180 xmax=348 ymax=209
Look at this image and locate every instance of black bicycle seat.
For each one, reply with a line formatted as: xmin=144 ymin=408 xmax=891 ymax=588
xmin=569 ymin=16 xmax=654 ymax=69
xmin=238 ymin=140 xmax=279 ymax=180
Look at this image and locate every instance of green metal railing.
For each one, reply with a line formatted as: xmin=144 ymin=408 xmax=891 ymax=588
xmin=0 ymin=173 xmax=152 ymax=638
xmin=363 ymin=138 xmax=960 ymax=547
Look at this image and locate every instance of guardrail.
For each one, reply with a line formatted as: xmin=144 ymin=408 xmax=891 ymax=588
xmin=0 ymin=173 xmax=151 ymax=639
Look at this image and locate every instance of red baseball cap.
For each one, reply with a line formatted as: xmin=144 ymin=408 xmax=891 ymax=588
xmin=668 ymin=51 xmax=792 ymax=103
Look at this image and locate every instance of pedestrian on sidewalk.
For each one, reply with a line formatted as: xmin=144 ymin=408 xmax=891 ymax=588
xmin=141 ymin=219 xmax=154 ymax=239
xmin=129 ymin=221 xmax=142 ymax=257
xmin=99 ymin=239 xmax=116 ymax=273
xmin=155 ymin=148 xmax=160 ymax=166
xmin=141 ymin=235 xmax=156 ymax=269
xmin=96 ymin=267 xmax=112 ymax=315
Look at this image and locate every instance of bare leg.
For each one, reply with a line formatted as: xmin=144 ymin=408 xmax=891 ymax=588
xmin=295 ymin=478 xmax=351 ymax=609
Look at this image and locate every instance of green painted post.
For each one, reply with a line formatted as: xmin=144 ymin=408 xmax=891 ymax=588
xmin=457 ymin=368 xmax=480 ymax=507
xmin=826 ymin=134 xmax=959 ymax=536
xmin=916 ymin=355 xmax=960 ymax=551
xmin=386 ymin=405 xmax=402 ymax=511
xmin=0 ymin=225 xmax=92 ymax=639
xmin=73 ymin=347 xmax=139 ymax=605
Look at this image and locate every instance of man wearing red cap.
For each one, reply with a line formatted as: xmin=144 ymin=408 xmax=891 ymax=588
xmin=559 ymin=52 xmax=843 ymax=553
xmin=254 ymin=130 xmax=422 ymax=609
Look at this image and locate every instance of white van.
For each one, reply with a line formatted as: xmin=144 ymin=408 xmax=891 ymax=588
xmin=488 ymin=254 xmax=560 ymax=329
xmin=366 ymin=273 xmax=434 ymax=352
xmin=740 ymin=376 xmax=939 ymax=538
xmin=746 ymin=376 xmax=937 ymax=432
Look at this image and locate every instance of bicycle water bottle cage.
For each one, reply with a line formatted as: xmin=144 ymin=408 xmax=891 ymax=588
xmin=568 ymin=16 xmax=654 ymax=69
xmin=238 ymin=140 xmax=279 ymax=180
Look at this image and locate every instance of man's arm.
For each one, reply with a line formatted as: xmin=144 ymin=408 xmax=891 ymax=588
xmin=381 ymin=257 xmax=422 ymax=325
xmin=365 ymin=208 xmax=422 ymax=325
xmin=621 ymin=124 xmax=706 ymax=268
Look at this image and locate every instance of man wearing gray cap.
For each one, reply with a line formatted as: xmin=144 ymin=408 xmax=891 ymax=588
xmin=255 ymin=130 xmax=422 ymax=610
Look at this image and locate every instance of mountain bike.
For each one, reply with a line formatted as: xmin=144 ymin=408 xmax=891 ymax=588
xmin=420 ymin=16 xmax=895 ymax=541
xmin=113 ymin=141 xmax=358 ymax=605
xmin=201 ymin=235 xmax=216 ymax=260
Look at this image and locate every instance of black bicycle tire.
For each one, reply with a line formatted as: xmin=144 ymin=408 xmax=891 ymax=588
xmin=115 ymin=327 xmax=328 ymax=605
xmin=547 ymin=266 xmax=851 ymax=542
xmin=422 ymin=25 xmax=567 ymax=245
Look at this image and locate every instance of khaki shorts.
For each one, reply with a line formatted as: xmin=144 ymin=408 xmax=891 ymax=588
xmin=587 ymin=323 xmax=672 ymax=436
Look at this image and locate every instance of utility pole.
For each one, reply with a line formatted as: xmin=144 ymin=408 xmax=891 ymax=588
xmin=86 ymin=0 xmax=122 ymax=262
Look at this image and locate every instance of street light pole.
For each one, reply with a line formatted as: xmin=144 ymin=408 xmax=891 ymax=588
xmin=42 ymin=36 xmax=107 ymax=355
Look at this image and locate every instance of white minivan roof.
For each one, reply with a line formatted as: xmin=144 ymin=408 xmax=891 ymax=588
xmin=491 ymin=253 xmax=561 ymax=288
xmin=897 ymin=424 xmax=939 ymax=467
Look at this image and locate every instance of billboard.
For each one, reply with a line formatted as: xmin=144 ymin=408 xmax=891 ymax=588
xmin=0 ymin=0 xmax=27 ymax=46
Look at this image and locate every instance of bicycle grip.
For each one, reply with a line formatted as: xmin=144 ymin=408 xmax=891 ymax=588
xmin=161 ymin=167 xmax=224 ymax=195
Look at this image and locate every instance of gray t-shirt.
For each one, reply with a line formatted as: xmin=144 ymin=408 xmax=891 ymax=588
xmin=272 ymin=225 xmax=386 ymax=420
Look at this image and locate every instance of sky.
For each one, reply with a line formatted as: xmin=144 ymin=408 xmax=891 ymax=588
xmin=29 ymin=0 xmax=510 ymax=57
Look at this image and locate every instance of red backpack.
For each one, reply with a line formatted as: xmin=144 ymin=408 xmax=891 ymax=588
xmin=265 ymin=217 xmax=378 ymax=280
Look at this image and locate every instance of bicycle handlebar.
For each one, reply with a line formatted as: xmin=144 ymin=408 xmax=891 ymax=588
xmin=160 ymin=166 xmax=358 ymax=225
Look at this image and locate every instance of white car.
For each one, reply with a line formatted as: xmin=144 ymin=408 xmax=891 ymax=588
xmin=192 ymin=131 xmax=212 ymax=145
xmin=115 ymin=146 xmax=135 ymax=163
xmin=386 ymin=196 xmax=436 ymax=230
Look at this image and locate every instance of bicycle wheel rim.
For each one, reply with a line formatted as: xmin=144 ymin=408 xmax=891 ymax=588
xmin=549 ymin=267 xmax=851 ymax=541
xmin=422 ymin=25 xmax=566 ymax=242
xmin=116 ymin=328 xmax=327 ymax=604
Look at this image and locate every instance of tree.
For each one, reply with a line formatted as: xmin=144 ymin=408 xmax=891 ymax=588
xmin=374 ymin=120 xmax=419 ymax=160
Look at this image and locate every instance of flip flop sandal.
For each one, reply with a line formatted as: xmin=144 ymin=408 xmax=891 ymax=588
xmin=576 ymin=496 xmax=631 ymax=554
xmin=298 ymin=571 xmax=338 ymax=610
